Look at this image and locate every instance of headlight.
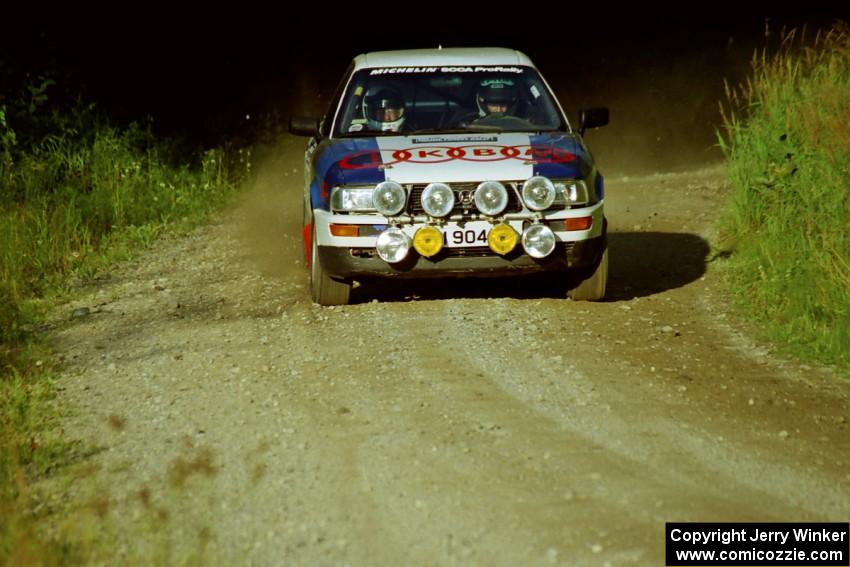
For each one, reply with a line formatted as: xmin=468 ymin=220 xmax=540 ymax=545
xmin=554 ymin=180 xmax=590 ymax=206
xmin=375 ymin=227 xmax=411 ymax=263
xmin=413 ymin=225 xmax=443 ymax=257
xmin=421 ymin=183 xmax=455 ymax=218
xmin=521 ymin=223 xmax=556 ymax=258
xmin=330 ymin=186 xmax=375 ymax=212
xmin=373 ymin=181 xmax=406 ymax=217
xmin=488 ymin=223 xmax=518 ymax=255
xmin=474 ymin=181 xmax=508 ymax=216
xmin=521 ymin=176 xmax=556 ymax=211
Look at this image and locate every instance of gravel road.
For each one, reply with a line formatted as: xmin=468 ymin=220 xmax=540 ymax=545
xmin=45 ymin=137 xmax=850 ymax=566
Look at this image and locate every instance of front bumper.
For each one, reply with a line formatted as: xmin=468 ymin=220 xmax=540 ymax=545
xmin=313 ymin=201 xmax=606 ymax=280
xmin=319 ymin=234 xmax=606 ymax=279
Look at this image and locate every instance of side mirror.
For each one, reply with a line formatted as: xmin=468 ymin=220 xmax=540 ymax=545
xmin=289 ymin=116 xmax=320 ymax=137
xmin=579 ymin=107 xmax=609 ymax=135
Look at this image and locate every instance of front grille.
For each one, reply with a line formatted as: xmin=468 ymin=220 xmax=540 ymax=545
xmin=407 ymin=182 xmax=523 ymax=216
xmin=442 ymin=246 xmax=496 ymax=258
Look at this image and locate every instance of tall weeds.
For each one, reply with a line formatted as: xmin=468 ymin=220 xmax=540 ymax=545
xmin=1 ymin=79 xmax=250 ymax=563
xmin=718 ymin=22 xmax=850 ymax=370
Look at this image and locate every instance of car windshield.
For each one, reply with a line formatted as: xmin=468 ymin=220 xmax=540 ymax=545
xmin=333 ymin=66 xmax=567 ymax=137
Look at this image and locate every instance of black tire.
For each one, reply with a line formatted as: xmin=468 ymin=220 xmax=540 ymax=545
xmin=310 ymin=225 xmax=351 ymax=306
xmin=567 ymin=249 xmax=608 ymax=301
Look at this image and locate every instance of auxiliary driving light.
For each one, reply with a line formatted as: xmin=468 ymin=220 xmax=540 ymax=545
xmin=373 ymin=181 xmax=406 ymax=217
xmin=474 ymin=181 xmax=508 ymax=216
xmin=521 ymin=176 xmax=556 ymax=211
xmin=521 ymin=224 xmax=556 ymax=258
xmin=421 ymin=183 xmax=455 ymax=218
xmin=375 ymin=227 xmax=411 ymax=263
xmin=413 ymin=225 xmax=443 ymax=257
xmin=487 ymin=223 xmax=518 ymax=255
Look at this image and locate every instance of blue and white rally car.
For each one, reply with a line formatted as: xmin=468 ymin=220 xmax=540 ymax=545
xmin=290 ymin=47 xmax=609 ymax=305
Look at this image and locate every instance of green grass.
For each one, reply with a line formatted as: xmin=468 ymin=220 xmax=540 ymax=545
xmin=717 ymin=22 xmax=850 ymax=371
xmin=0 ymin=82 xmax=250 ymax=564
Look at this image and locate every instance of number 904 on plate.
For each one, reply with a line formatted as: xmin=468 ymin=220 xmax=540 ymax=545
xmin=439 ymin=221 xmax=518 ymax=248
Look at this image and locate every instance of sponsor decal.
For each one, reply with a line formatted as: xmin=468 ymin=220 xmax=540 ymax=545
xmin=369 ymin=66 xmax=525 ymax=75
xmin=370 ymin=67 xmax=439 ymax=75
xmin=480 ymin=78 xmax=515 ymax=87
xmin=441 ymin=66 xmax=524 ymax=74
xmin=339 ymin=144 xmax=574 ymax=170
xmin=410 ymin=136 xmax=498 ymax=144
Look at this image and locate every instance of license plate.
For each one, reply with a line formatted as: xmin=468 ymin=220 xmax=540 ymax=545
xmin=443 ymin=222 xmax=490 ymax=248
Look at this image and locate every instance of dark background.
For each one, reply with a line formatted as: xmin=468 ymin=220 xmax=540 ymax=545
xmin=1 ymin=8 xmax=846 ymax=174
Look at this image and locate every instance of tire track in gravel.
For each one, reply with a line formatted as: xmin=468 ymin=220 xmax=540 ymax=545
xmin=273 ymin=305 xmax=429 ymax=567
xmin=442 ymin=296 xmax=850 ymax=519
xmin=267 ymin=289 xmax=848 ymax=566
xmin=286 ymin=300 xmax=618 ymax=565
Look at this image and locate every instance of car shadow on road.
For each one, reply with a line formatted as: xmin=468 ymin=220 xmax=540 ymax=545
xmin=606 ymin=231 xmax=710 ymax=300
xmin=351 ymin=231 xmax=711 ymax=304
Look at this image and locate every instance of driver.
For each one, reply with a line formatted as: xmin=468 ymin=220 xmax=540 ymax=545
xmin=476 ymin=78 xmax=519 ymax=117
xmin=363 ymin=87 xmax=406 ymax=132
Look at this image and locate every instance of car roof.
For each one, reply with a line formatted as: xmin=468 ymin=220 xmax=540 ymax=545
xmin=353 ymin=47 xmax=536 ymax=71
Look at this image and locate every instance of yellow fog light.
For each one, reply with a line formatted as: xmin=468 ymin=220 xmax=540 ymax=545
xmin=413 ymin=225 xmax=444 ymax=257
xmin=488 ymin=223 xmax=518 ymax=255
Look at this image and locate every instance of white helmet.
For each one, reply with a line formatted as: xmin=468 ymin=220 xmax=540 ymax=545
xmin=363 ymin=87 xmax=406 ymax=132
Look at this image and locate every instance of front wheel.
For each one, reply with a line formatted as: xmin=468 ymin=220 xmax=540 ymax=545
xmin=567 ymin=248 xmax=608 ymax=301
xmin=310 ymin=226 xmax=351 ymax=306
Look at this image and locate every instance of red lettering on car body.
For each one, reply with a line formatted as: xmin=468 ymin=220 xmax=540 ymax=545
xmin=338 ymin=144 xmax=576 ymax=169
xmin=500 ymin=146 xmax=521 ymax=158
xmin=392 ymin=149 xmax=412 ymax=162
xmin=339 ymin=150 xmax=383 ymax=170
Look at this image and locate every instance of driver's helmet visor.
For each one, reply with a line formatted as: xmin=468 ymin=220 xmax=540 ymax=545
xmin=484 ymin=101 xmax=509 ymax=114
xmin=376 ymin=107 xmax=404 ymax=122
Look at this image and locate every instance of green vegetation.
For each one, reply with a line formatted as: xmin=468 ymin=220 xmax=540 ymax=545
xmin=718 ymin=22 xmax=850 ymax=371
xmin=1 ymin=77 xmax=249 ymax=564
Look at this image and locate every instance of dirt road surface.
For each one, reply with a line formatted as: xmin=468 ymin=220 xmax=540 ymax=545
xmin=45 ymin=137 xmax=850 ymax=566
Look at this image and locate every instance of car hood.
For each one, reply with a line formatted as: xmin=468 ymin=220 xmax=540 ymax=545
xmin=324 ymin=132 xmax=592 ymax=184
xmin=310 ymin=132 xmax=596 ymax=211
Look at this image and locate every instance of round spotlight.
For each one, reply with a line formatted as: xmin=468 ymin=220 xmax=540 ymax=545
xmin=373 ymin=181 xmax=406 ymax=217
xmin=421 ymin=183 xmax=454 ymax=218
xmin=521 ymin=224 xmax=556 ymax=258
xmin=413 ymin=226 xmax=444 ymax=257
xmin=488 ymin=223 xmax=518 ymax=255
xmin=375 ymin=227 xmax=411 ymax=263
xmin=474 ymin=181 xmax=509 ymax=216
xmin=521 ymin=176 xmax=556 ymax=211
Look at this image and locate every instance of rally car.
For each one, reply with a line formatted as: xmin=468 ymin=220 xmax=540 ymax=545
xmin=289 ymin=47 xmax=609 ymax=305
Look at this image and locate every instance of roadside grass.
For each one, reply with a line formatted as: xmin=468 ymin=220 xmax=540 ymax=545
xmin=717 ymin=22 xmax=850 ymax=372
xmin=1 ymin=85 xmax=250 ymax=564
